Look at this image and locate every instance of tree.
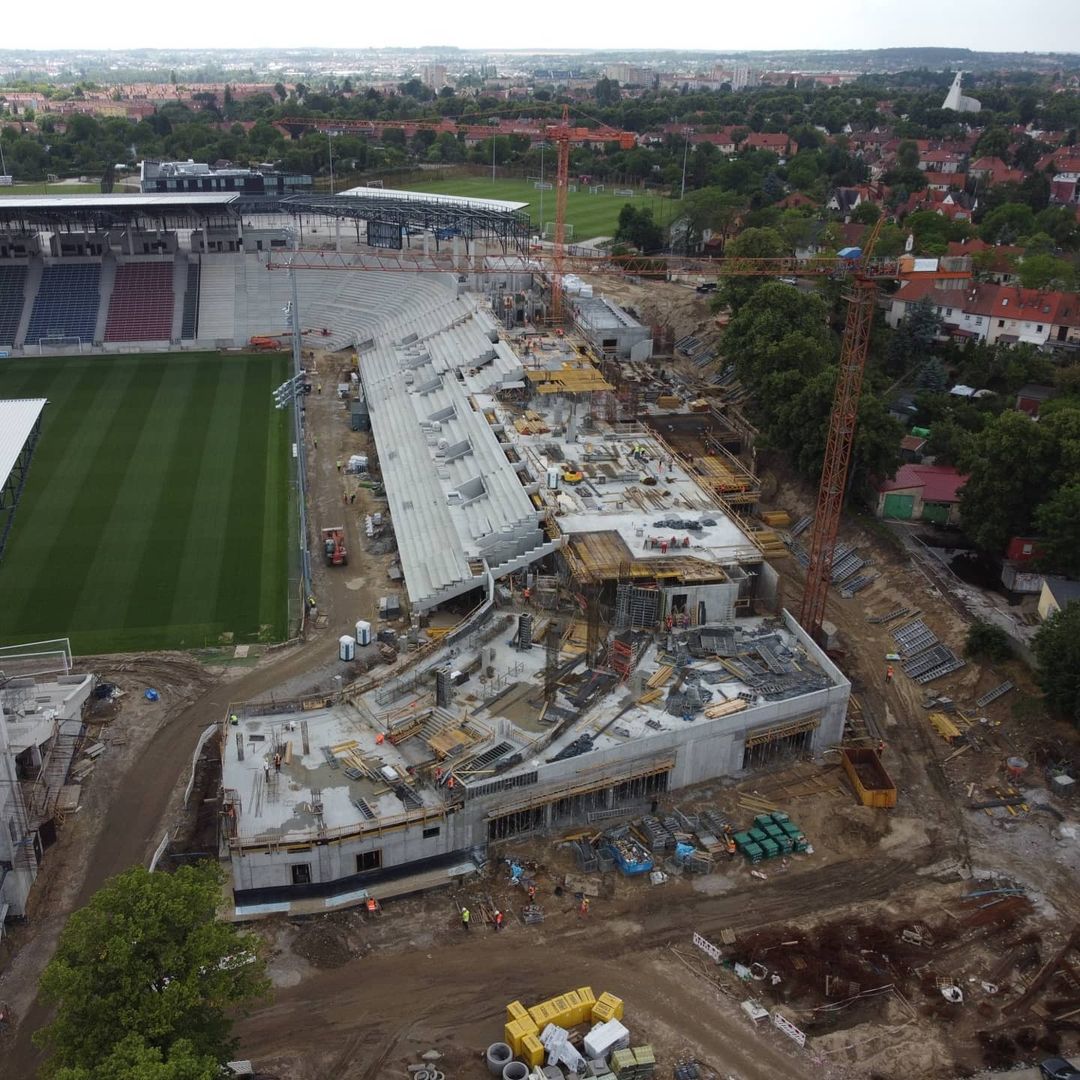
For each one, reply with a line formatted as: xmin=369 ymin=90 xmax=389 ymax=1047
xmin=1018 ymin=253 xmax=1076 ymax=291
xmin=594 ymin=77 xmax=619 ymax=106
xmin=974 ymin=127 xmax=1011 ymax=160
xmin=979 ymin=202 xmax=1036 ymax=245
xmin=851 ymin=200 xmax=881 ymax=225
xmin=36 ymin=865 xmax=268 ymax=1077
xmin=917 ymin=356 xmax=948 ymax=392
xmin=678 ymin=187 xmax=744 ymax=253
xmin=52 ymin=1034 xmax=219 ymax=1080
xmin=1035 ymin=483 xmax=1080 ymax=578
xmin=887 ymin=296 xmax=942 ymax=375
xmin=965 ymin=620 xmax=1012 ymax=663
xmin=720 ymin=226 xmax=785 ymax=308
xmin=1033 ymin=602 xmax=1080 ymax=726
xmin=614 ymin=205 xmax=664 ymax=253
xmin=958 ymin=410 xmax=1059 ymax=552
xmin=273 ymin=82 xmax=287 ymax=102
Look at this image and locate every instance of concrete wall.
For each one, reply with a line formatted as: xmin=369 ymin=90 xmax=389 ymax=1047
xmin=227 ymin=609 xmax=849 ymax=899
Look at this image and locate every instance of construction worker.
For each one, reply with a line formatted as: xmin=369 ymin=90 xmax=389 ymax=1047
xmin=230 ymin=713 xmax=239 ymax=726
xmin=434 ymin=766 xmax=443 ymax=784
xmin=523 ymin=587 xmax=532 ymax=604
xmin=885 ymin=664 xmax=894 ymax=684
xmin=313 ymin=437 xmax=318 ymax=450
xmin=273 ymin=753 xmax=281 ymax=773
xmin=527 ymin=884 xmax=537 ymax=901
xmin=461 ymin=906 xmax=470 ymax=931
xmin=494 ymin=909 xmax=504 ymax=932
xmin=578 ymin=897 xmax=590 ymax=918
xmin=447 ymin=775 xmax=456 ymax=791
xmin=878 ymin=740 xmax=886 ymax=754
xmin=336 ymin=459 xmax=342 ymax=472
xmin=317 ymin=383 xmax=322 ymax=393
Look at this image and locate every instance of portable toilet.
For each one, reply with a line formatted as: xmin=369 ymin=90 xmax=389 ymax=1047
xmin=355 ymin=619 xmax=371 ymax=646
xmin=338 ymin=635 xmax=356 ymax=661
xmin=546 ymin=466 xmax=561 ymax=490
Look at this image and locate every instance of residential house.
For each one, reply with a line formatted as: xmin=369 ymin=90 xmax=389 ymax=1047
xmin=968 ymin=156 xmax=1025 ymax=187
xmin=877 ymin=464 xmax=968 ymax=525
xmin=1015 ymin=384 xmax=1057 ymax=417
xmin=925 ymin=172 xmax=967 ymax=192
xmin=742 ymin=132 xmax=797 ymax=158
xmin=980 ymin=285 xmax=1062 ymax=347
xmin=899 ymin=433 xmax=928 ymax=461
xmin=775 ymin=191 xmax=817 ymax=210
xmin=1037 ymin=575 xmax=1080 ymax=620
xmin=918 ymin=149 xmax=966 ymax=173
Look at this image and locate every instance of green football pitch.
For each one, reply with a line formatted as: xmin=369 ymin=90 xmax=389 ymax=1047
xmin=0 ymin=352 xmax=292 ymax=654
xmin=395 ymin=176 xmax=671 ymax=241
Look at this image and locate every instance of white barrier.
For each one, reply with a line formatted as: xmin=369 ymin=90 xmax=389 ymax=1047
xmin=184 ymin=723 xmax=220 ymax=807
xmin=772 ymin=1010 xmax=806 ymax=1047
xmin=148 ymin=830 xmax=171 ymax=872
xmin=693 ymin=931 xmax=722 ymax=963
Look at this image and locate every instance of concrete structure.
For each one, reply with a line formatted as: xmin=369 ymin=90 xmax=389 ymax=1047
xmin=942 ymin=72 xmax=981 ymax=113
xmin=571 ymin=296 xmax=652 ymax=361
xmin=220 ymin=610 xmax=847 ymax=912
xmin=877 ymin=464 xmax=968 ymax=526
xmin=1 ymin=667 xmax=94 ymax=920
xmin=1038 ymin=576 xmax=1080 ymax=621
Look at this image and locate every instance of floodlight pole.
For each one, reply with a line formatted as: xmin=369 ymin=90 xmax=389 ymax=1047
xmin=680 ymin=129 xmax=689 ymax=199
xmin=288 ymin=252 xmax=313 ymax=616
xmin=539 ymin=142 xmax=545 ymax=238
xmin=328 ymin=132 xmax=335 ymax=196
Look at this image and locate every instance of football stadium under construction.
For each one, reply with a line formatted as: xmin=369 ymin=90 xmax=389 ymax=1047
xmin=0 ymin=185 xmax=851 ymax=913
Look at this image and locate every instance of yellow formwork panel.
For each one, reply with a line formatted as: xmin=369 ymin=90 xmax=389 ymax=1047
xmin=506 ymin=1000 xmax=529 ymax=1024
xmin=521 ymin=1035 xmax=545 ymax=1068
xmin=504 ymin=1018 xmax=538 ymax=1057
xmin=562 ymin=990 xmax=587 ymax=1027
xmin=595 ymin=991 xmax=625 ymax=1020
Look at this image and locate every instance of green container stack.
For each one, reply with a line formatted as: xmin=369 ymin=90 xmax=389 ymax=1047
xmin=736 ymin=812 xmax=810 ymax=859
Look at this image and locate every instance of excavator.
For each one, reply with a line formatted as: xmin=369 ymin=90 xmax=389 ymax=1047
xmin=321 ymin=527 xmax=347 ymax=567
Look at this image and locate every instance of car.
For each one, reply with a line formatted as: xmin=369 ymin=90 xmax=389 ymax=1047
xmin=1041 ymin=1058 xmax=1080 ymax=1080
xmin=695 ymin=281 xmax=717 ymax=293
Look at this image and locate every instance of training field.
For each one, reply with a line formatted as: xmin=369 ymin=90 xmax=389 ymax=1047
xmin=0 ymin=352 xmax=292 ymax=654
xmin=395 ymin=176 xmax=669 ymax=241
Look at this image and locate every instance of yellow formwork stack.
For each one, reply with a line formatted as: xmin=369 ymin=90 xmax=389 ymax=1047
xmin=591 ymin=992 xmax=625 ymax=1023
xmin=506 ymin=1001 xmax=530 ymax=1024
xmin=520 ymin=1034 xmax=545 ymax=1067
xmin=575 ymin=987 xmax=597 ymax=1021
xmin=504 ymin=1016 xmax=539 ymax=1057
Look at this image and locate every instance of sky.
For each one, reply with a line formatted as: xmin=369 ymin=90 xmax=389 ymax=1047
xmin=4 ymin=0 xmax=1080 ymax=54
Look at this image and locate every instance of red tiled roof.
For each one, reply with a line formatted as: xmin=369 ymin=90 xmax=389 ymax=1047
xmin=879 ymin=464 xmax=968 ymax=502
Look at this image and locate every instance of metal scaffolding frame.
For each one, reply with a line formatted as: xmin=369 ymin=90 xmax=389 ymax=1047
xmin=280 ymin=193 xmax=532 ymax=254
xmin=0 ymin=407 xmax=43 ymax=562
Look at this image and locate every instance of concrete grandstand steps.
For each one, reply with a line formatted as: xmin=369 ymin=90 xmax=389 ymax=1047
xmin=180 ymin=260 xmax=200 ymax=340
xmin=94 ymin=257 xmax=116 ymax=343
xmin=195 ymin=256 xmax=238 ymax=344
xmin=171 ymin=254 xmax=189 ymax=341
xmin=13 ymin=257 xmax=42 ymax=348
xmin=238 ymin=255 xmax=290 ymax=342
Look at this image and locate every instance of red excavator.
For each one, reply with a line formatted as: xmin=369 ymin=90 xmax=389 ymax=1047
xmin=321 ymin=527 xmax=347 ymax=567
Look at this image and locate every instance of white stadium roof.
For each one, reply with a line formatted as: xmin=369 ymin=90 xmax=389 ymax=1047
xmin=337 ymin=185 xmax=527 ymax=213
xmin=0 ymin=398 xmax=47 ymax=490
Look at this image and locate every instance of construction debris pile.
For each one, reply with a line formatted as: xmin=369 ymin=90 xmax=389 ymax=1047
xmin=493 ymin=991 xmax=657 ymax=1080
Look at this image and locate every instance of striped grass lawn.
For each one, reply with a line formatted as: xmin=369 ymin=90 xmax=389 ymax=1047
xmin=393 ymin=175 xmax=672 ymax=241
xmin=0 ymin=352 xmax=291 ymax=654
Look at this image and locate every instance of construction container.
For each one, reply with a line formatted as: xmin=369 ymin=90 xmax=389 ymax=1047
xmin=840 ymin=747 xmax=898 ymax=809
xmin=506 ymin=1001 xmax=530 ymax=1024
xmin=594 ymin=991 xmax=624 ymax=1021
xmin=753 ymin=814 xmax=775 ymax=830
xmin=747 ymin=827 xmax=767 ymax=844
xmin=521 ymin=1034 xmax=545 ymax=1068
xmin=742 ymin=841 xmax=764 ymax=863
xmin=611 ymin=1049 xmax=637 ymax=1078
xmin=338 ymin=635 xmax=355 ymax=661
xmin=770 ymin=811 xmax=790 ymax=824
xmin=760 ymin=837 xmax=781 ymax=859
xmin=504 ymin=1018 xmax=538 ymax=1057
xmin=575 ymin=986 xmax=597 ymax=1017
xmin=355 ymin=619 xmax=372 ymax=646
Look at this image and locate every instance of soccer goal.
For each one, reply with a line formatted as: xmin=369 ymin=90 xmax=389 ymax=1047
xmin=589 ymin=184 xmax=606 ymax=194
xmin=544 ymin=222 xmax=574 ymax=240
xmin=533 ymin=181 xmax=553 ymax=191
xmin=613 ymin=188 xmax=635 ymax=197
xmin=36 ymin=335 xmax=84 ymax=353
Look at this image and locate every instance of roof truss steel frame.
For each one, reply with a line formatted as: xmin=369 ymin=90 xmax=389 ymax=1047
xmin=281 ymin=193 xmax=531 ymax=254
xmin=0 ymin=409 xmax=42 ymax=562
xmin=0 ymin=204 xmax=239 ymax=231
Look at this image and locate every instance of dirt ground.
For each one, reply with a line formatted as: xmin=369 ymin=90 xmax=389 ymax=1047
xmin=3 ymin=342 xmax=1079 ymax=1080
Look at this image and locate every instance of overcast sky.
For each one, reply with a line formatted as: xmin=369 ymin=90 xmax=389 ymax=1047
xmin=5 ymin=0 xmax=1080 ymax=54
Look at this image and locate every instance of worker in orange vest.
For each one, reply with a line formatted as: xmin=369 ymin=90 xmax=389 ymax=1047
xmin=578 ymin=897 xmax=590 ymax=918
xmin=885 ymin=664 xmax=894 ymax=684
xmin=447 ymin=775 xmax=455 ymax=790
xmin=494 ymin=909 xmax=504 ymax=932
xmin=527 ymin=884 xmax=537 ymax=901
